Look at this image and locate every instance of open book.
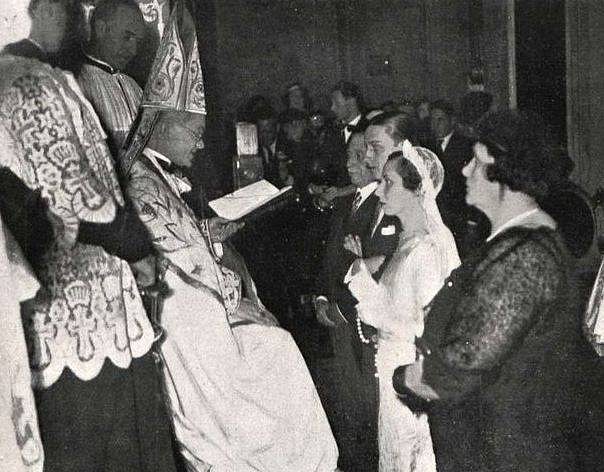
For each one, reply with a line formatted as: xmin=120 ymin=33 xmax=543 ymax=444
xmin=209 ymin=180 xmax=293 ymax=221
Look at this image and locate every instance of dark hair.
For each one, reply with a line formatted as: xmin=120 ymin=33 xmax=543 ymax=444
xmin=476 ymin=109 xmax=565 ymax=199
xmin=347 ymin=131 xmax=365 ymax=146
xmin=90 ymin=0 xmax=141 ymax=35
xmin=28 ymin=0 xmax=68 ymax=16
xmin=333 ymin=81 xmax=364 ymax=110
xmin=380 ymin=100 xmax=398 ymax=113
xmin=253 ymin=105 xmax=276 ymax=123
xmin=368 ymin=111 xmax=415 ymax=144
xmin=460 ymin=91 xmax=493 ymax=125
xmin=238 ymin=94 xmax=270 ymax=122
xmin=278 ymin=108 xmax=308 ymax=125
xmin=430 ymin=99 xmax=456 ymax=118
xmin=386 ymin=151 xmax=422 ymax=192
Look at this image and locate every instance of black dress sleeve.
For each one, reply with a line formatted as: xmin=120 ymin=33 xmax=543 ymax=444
xmin=0 ymin=167 xmax=53 ymax=265
xmin=77 ymin=198 xmax=154 ymax=263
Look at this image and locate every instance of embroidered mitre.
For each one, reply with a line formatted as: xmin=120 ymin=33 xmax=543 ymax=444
xmin=121 ymin=0 xmax=206 ymax=175
xmin=143 ymin=0 xmax=206 ymax=115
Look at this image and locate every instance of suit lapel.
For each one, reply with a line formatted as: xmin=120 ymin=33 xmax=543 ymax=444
xmin=338 ymin=193 xmax=355 ymax=228
xmin=346 ymin=191 xmax=378 ymax=236
xmin=444 ymin=132 xmax=472 ymax=168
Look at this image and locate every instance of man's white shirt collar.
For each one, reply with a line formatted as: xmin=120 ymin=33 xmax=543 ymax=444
xmin=344 ymin=114 xmax=362 ymax=143
xmin=144 ymin=147 xmax=171 ymax=165
xmin=26 ymin=37 xmax=44 ymax=52
xmin=356 ymin=181 xmax=378 ymax=208
xmin=441 ymin=132 xmax=453 ymax=152
xmin=84 ymin=52 xmax=118 ymax=74
xmin=348 ymin=114 xmax=361 ymax=127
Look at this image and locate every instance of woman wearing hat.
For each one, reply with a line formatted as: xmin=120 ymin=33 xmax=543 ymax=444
xmin=395 ymin=110 xmax=598 ymax=471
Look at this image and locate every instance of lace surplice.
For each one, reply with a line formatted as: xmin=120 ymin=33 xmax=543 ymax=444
xmin=0 ymin=57 xmax=153 ymax=388
xmin=349 ymin=234 xmax=449 ymax=472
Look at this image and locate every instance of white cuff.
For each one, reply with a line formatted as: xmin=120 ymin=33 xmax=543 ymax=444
xmin=344 ymin=263 xmax=355 ymax=284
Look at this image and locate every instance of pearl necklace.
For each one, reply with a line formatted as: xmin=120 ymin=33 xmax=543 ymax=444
xmin=357 ymin=315 xmax=380 ymax=378
xmin=356 ymin=315 xmax=372 ymax=344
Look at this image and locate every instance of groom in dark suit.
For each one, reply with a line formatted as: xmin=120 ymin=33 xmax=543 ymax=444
xmin=314 ymin=131 xmax=400 ymax=472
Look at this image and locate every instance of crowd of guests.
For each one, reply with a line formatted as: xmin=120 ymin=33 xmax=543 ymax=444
xmin=1 ymin=1 xmax=603 ymax=472
xmin=232 ymin=63 xmax=604 ymax=472
xmin=236 ymin=80 xmax=495 ymax=327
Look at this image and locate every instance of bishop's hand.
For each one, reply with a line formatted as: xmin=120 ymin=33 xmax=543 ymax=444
xmin=131 ymin=255 xmax=157 ymax=287
xmin=205 ymin=216 xmax=244 ymax=242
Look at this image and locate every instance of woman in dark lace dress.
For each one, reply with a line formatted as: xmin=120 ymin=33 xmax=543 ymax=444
xmin=393 ymin=110 xmax=601 ymax=471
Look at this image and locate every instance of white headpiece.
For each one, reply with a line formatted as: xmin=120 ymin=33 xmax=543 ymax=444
xmin=401 ymin=140 xmax=461 ymax=275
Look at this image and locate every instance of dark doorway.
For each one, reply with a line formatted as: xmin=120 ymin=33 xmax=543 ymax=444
xmin=515 ymin=0 xmax=567 ymax=146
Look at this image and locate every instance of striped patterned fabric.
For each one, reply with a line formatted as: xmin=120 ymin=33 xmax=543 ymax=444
xmin=78 ymin=57 xmax=143 ymax=154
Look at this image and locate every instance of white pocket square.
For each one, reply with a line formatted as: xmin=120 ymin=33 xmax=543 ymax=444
xmin=381 ymin=225 xmax=396 ymax=236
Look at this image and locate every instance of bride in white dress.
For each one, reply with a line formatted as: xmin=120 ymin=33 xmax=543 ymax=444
xmin=346 ymin=142 xmax=460 ymax=472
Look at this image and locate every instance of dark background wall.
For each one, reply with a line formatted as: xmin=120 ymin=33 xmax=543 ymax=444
xmin=515 ymin=0 xmax=567 ymax=145
xmin=190 ymin=0 xmax=509 ymax=192
xmin=203 ymin=0 xmax=480 ymax=119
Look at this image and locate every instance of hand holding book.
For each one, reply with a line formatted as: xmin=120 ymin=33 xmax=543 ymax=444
xmin=205 ymin=217 xmax=244 ymax=242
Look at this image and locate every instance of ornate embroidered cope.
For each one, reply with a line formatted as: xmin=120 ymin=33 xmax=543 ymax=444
xmin=0 ymin=56 xmax=154 ymax=388
xmin=129 ymin=149 xmax=242 ymax=316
